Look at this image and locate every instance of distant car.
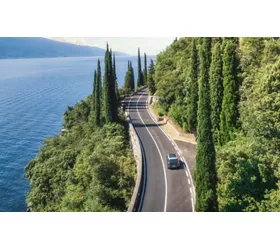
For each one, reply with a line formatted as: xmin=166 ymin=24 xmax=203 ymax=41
xmin=167 ymin=153 xmax=180 ymax=169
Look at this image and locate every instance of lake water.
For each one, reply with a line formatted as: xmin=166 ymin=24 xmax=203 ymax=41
xmin=0 ymin=55 xmax=155 ymax=212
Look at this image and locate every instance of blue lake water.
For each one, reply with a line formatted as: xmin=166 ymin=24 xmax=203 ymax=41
xmin=0 ymin=55 xmax=155 ymax=212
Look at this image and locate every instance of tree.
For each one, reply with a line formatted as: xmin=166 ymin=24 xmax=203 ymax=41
xmin=130 ymin=62 xmax=135 ymax=92
xmin=95 ymin=59 xmax=102 ymax=126
xmin=113 ymin=53 xmax=120 ymax=105
xmin=186 ymin=38 xmax=199 ymax=133
xmin=195 ymin=37 xmax=218 ymax=212
xmin=147 ymin=59 xmax=156 ymax=95
xmin=108 ymin=49 xmax=118 ymax=122
xmin=219 ymin=40 xmax=239 ymax=145
xmin=209 ymin=40 xmax=223 ymax=143
xmin=137 ymin=48 xmax=143 ymax=87
xmin=143 ymin=53 xmax=148 ymax=85
xmin=124 ymin=61 xmax=132 ymax=94
xmin=103 ymin=44 xmax=118 ymax=123
xmin=92 ymin=70 xmax=97 ymax=112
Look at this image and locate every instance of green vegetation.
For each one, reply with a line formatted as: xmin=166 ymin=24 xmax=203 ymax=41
xmin=219 ymin=39 xmax=240 ymax=145
xmin=25 ymin=44 xmax=137 ymax=212
xmin=122 ymin=61 xmax=135 ymax=96
xmin=209 ymin=40 xmax=223 ymax=143
xmin=147 ymin=59 xmax=156 ymax=95
xmin=137 ymin=48 xmax=144 ymax=87
xmin=195 ymin=38 xmax=218 ymax=211
xmin=186 ymin=38 xmax=199 ymax=133
xmin=153 ymin=37 xmax=280 ymax=211
xmin=143 ymin=53 xmax=148 ymax=85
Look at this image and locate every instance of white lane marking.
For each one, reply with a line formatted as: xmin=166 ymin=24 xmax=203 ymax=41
xmin=128 ymin=94 xmax=147 ymax=211
xmin=145 ymin=97 xmax=195 ymax=212
xmin=180 ymin=157 xmax=183 ymax=161
xmin=177 ymin=151 xmax=181 ymax=155
xmin=188 ymin=179 xmax=190 ymax=185
xmin=189 ymin=187 xmax=192 ymax=194
xmin=191 ymin=194 xmax=194 ymax=210
xmin=172 ymin=142 xmax=175 ymax=146
xmin=137 ymin=94 xmax=168 ymax=212
xmin=138 ymin=136 xmax=147 ymax=212
xmin=185 ymin=171 xmax=189 ymax=177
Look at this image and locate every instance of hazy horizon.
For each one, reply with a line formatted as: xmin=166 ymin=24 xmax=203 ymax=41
xmin=47 ymin=37 xmax=175 ymax=56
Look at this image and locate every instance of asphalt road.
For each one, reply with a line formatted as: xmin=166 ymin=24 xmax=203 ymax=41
xmin=125 ymin=88 xmax=194 ymax=212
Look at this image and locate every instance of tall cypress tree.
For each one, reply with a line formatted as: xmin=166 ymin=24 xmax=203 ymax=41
xmin=143 ymin=53 xmax=148 ymax=85
xmin=103 ymin=43 xmax=118 ymax=123
xmin=113 ymin=53 xmax=120 ymax=105
xmin=108 ymin=48 xmax=118 ymax=122
xmin=195 ymin=37 xmax=218 ymax=212
xmin=147 ymin=59 xmax=156 ymax=95
xmin=95 ymin=59 xmax=102 ymax=126
xmin=124 ymin=61 xmax=132 ymax=94
xmin=103 ymin=44 xmax=111 ymax=123
xmin=137 ymin=48 xmax=143 ymax=87
xmin=209 ymin=40 xmax=223 ymax=143
xmin=187 ymin=38 xmax=199 ymax=133
xmin=93 ymin=70 xmax=97 ymax=111
xmin=130 ymin=61 xmax=135 ymax=92
xmin=219 ymin=40 xmax=239 ymax=145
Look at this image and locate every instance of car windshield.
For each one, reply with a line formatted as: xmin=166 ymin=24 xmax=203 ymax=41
xmin=168 ymin=154 xmax=176 ymax=159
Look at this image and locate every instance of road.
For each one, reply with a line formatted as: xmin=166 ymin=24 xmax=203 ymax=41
xmin=125 ymin=88 xmax=195 ymax=212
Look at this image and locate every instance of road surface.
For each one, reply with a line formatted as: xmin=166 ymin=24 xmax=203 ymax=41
xmin=125 ymin=88 xmax=195 ymax=212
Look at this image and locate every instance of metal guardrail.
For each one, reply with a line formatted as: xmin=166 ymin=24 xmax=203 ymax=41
xmin=125 ymin=87 xmax=146 ymax=212
xmin=126 ymin=113 xmax=144 ymax=212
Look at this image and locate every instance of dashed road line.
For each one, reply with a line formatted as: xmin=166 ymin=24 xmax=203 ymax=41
xmin=136 ymin=94 xmax=168 ymax=212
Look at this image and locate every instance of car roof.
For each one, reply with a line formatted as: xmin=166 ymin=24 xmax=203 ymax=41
xmin=167 ymin=153 xmax=177 ymax=159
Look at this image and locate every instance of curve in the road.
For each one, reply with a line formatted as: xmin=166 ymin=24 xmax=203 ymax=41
xmin=127 ymin=88 xmax=194 ymax=212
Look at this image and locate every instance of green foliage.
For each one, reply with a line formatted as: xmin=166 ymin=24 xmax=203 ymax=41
xmin=153 ymin=37 xmax=280 ymax=211
xmin=25 ymin=97 xmax=136 ymax=212
xmin=219 ymin=40 xmax=239 ymax=145
xmin=147 ymin=59 xmax=156 ymax=95
xmin=209 ymin=40 xmax=223 ymax=143
xmin=217 ymin=137 xmax=279 ymax=211
xmin=123 ymin=61 xmax=135 ymax=95
xmin=143 ymin=53 xmax=148 ymax=85
xmin=113 ymin=53 xmax=120 ymax=105
xmin=137 ymin=48 xmax=144 ymax=87
xmin=154 ymin=37 xmax=193 ymax=113
xmin=195 ymin=38 xmax=218 ymax=212
xmin=103 ymin=44 xmax=118 ymax=123
xmin=186 ymin=38 xmax=199 ymax=132
xmin=94 ymin=59 xmax=102 ymax=126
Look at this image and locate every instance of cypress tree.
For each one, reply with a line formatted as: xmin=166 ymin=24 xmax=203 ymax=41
xmin=130 ymin=62 xmax=135 ymax=92
xmin=143 ymin=53 xmax=148 ymax=85
xmin=137 ymin=48 xmax=143 ymax=87
xmin=113 ymin=53 xmax=120 ymax=105
xmin=219 ymin=40 xmax=239 ymax=145
xmin=195 ymin=37 xmax=218 ymax=212
xmin=124 ymin=61 xmax=132 ymax=94
xmin=93 ymin=70 xmax=97 ymax=111
xmin=147 ymin=59 xmax=156 ymax=95
xmin=103 ymin=43 xmax=118 ymax=123
xmin=187 ymin=38 xmax=199 ymax=133
xmin=103 ymin=44 xmax=111 ymax=123
xmin=209 ymin=40 xmax=223 ymax=143
xmin=95 ymin=59 xmax=102 ymax=126
xmin=108 ymin=49 xmax=118 ymax=122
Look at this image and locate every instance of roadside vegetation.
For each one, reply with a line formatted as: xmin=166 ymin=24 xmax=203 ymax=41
xmin=152 ymin=37 xmax=280 ymax=211
xmin=24 ymin=45 xmax=148 ymax=212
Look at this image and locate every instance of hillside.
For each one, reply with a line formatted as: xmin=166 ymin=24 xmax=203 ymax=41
xmin=150 ymin=37 xmax=280 ymax=212
xmin=0 ymin=37 xmax=127 ymax=59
